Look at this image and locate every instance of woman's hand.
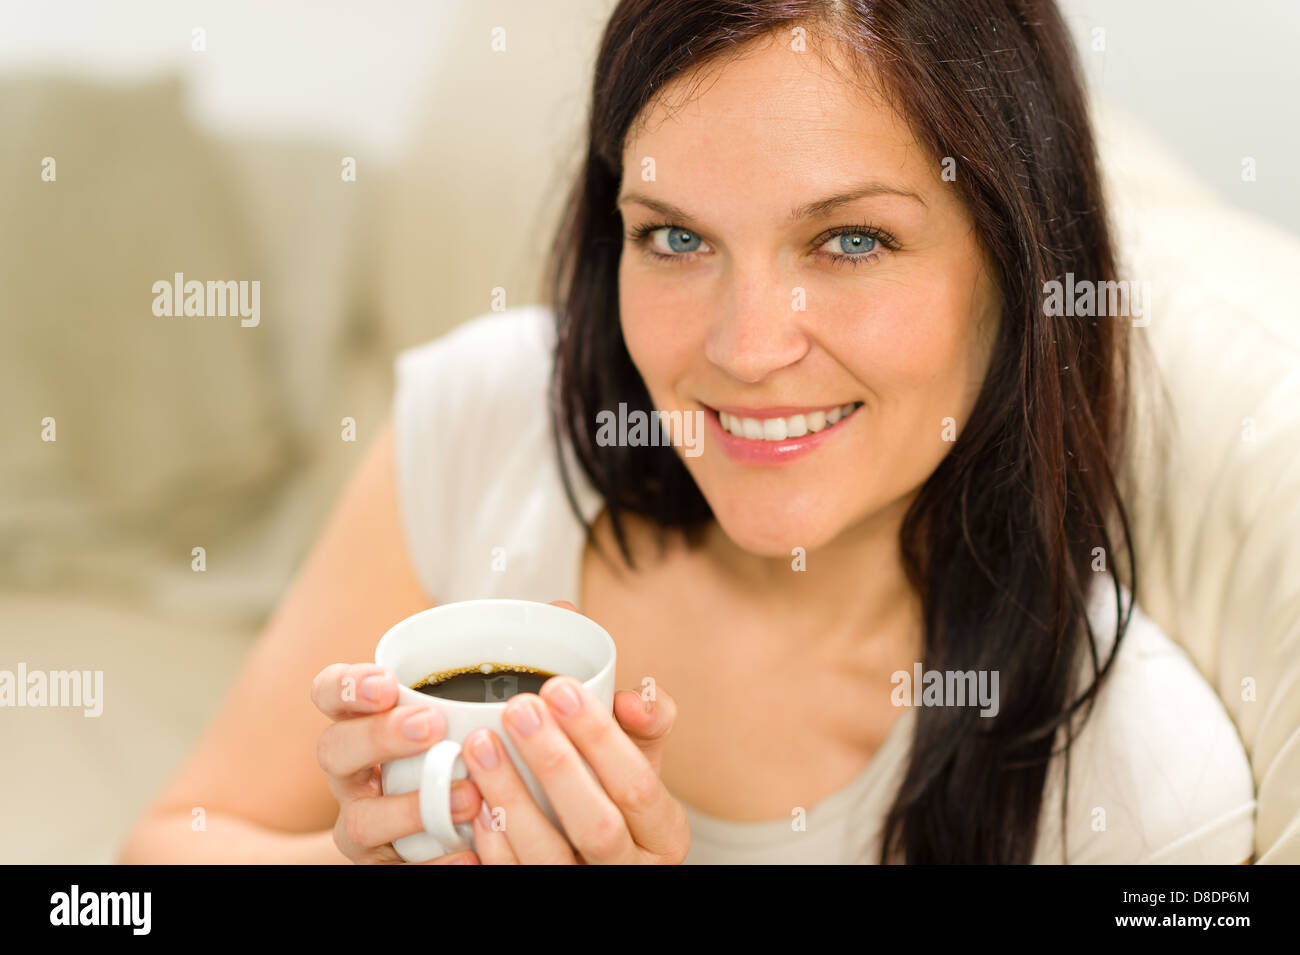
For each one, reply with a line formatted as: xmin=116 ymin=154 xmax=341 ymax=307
xmin=312 ymin=662 xmax=485 ymax=864
xmin=464 ymin=603 xmax=689 ymax=864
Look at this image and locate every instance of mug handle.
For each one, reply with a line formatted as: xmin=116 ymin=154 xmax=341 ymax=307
xmin=418 ymin=740 xmax=474 ymax=852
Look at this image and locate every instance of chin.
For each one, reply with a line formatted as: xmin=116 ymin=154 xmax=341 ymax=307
xmin=708 ymin=499 xmax=846 ymax=560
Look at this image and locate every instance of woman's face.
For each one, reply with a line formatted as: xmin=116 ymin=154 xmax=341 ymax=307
xmin=617 ymin=34 xmax=1001 ymax=559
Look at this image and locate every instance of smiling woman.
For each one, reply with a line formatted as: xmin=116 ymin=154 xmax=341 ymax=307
xmin=545 ymin=0 xmax=1254 ymax=863
xmin=614 ymin=43 xmax=999 ymax=534
xmin=118 ymin=0 xmax=1256 ymax=868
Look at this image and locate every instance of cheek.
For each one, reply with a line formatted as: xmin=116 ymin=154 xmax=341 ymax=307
xmin=824 ymin=273 xmax=994 ymax=470
xmin=827 ymin=276 xmax=980 ymax=398
xmin=619 ymin=264 xmax=703 ymax=404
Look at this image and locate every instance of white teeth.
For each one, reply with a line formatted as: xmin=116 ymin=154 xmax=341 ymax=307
xmin=717 ymin=403 xmax=860 ymax=441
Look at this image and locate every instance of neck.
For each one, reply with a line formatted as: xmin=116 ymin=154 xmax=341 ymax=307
xmin=703 ymin=491 xmax=923 ymax=654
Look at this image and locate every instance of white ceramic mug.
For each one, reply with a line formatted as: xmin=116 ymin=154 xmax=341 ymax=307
xmin=374 ymin=598 xmax=616 ymax=863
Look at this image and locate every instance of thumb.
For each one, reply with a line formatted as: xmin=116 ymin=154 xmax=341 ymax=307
xmin=548 ymin=601 xmax=675 ymax=769
xmin=613 ymin=684 xmax=676 ymax=775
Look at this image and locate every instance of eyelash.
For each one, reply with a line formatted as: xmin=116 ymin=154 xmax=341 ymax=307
xmin=624 ymin=221 xmax=900 ymax=268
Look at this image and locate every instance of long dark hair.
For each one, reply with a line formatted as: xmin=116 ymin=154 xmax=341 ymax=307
xmin=547 ymin=0 xmax=1144 ymax=863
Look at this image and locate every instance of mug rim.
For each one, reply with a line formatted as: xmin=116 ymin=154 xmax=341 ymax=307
xmin=374 ymin=598 xmax=616 ymax=710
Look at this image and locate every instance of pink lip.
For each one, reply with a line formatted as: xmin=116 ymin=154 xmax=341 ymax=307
xmin=703 ymin=403 xmax=861 ymax=466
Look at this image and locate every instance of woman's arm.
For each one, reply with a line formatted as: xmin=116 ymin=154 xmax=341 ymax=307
xmin=118 ymin=811 xmax=347 ymax=864
xmin=118 ymin=415 xmax=434 ymax=863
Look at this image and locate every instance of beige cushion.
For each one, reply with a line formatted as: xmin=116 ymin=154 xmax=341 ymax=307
xmin=0 ymin=75 xmax=292 ymax=593
xmin=371 ymin=0 xmax=605 ymax=351
xmin=1098 ymin=103 xmax=1300 ymax=863
xmin=216 ymin=136 xmax=379 ymax=448
xmin=0 ymin=75 xmax=384 ymax=624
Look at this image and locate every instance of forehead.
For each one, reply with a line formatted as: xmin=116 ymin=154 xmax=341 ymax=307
xmin=621 ymin=34 xmax=932 ymax=195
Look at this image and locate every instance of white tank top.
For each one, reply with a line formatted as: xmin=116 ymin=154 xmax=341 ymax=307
xmin=391 ymin=305 xmax=1256 ymax=864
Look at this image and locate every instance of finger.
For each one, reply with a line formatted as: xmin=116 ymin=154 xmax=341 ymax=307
xmin=499 ymin=692 xmax=639 ymax=864
xmin=342 ymin=777 xmax=483 ymax=850
xmin=461 ymin=726 xmax=578 ymax=864
xmin=470 ymin=797 xmax=520 ymax=865
xmin=612 ymin=685 xmax=677 ymax=775
xmin=548 ymin=600 xmax=580 ymax=613
xmin=539 ymin=677 xmax=679 ymax=857
xmin=317 ymin=703 xmax=448 ymax=780
xmin=330 ymin=762 xmax=484 ymax=827
xmin=312 ymin=664 xmax=402 ymax=720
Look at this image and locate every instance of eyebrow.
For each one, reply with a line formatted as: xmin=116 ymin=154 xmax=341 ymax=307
xmin=616 ymin=180 xmax=927 ymax=223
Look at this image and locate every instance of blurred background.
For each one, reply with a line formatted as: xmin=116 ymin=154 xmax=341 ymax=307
xmin=2 ymin=0 xmax=1298 ymax=863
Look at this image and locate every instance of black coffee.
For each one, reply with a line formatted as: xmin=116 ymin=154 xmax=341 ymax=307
xmin=411 ymin=663 xmax=557 ymax=703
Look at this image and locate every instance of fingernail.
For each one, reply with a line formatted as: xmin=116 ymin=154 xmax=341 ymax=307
xmin=402 ymin=711 xmax=431 ymax=740
xmin=506 ymin=697 xmax=541 ymax=736
xmin=546 ymin=679 xmax=581 ymax=716
xmin=468 ymin=730 xmax=499 ymax=770
xmin=450 ymin=785 xmax=476 ymax=815
xmin=361 ymin=674 xmax=385 ymax=701
xmin=478 ymin=801 xmax=493 ymax=829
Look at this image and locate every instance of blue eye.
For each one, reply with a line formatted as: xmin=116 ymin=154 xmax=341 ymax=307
xmin=625 ymin=220 xmax=896 ymax=267
xmin=832 ymin=232 xmax=877 ymax=255
xmin=817 ymin=226 xmax=894 ymax=267
xmin=651 ymin=226 xmax=705 ymax=255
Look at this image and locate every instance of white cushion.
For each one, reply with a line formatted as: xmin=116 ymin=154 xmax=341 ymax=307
xmin=1096 ymin=102 xmax=1300 ymax=863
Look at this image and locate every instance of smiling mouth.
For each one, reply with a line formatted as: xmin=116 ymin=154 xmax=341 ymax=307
xmin=707 ymin=401 xmax=864 ymax=441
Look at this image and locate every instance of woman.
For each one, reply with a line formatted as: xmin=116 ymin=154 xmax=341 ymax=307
xmin=120 ymin=0 xmax=1255 ymax=864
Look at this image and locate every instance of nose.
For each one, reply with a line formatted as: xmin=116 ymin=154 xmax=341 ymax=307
xmin=704 ymin=270 xmax=811 ymax=383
